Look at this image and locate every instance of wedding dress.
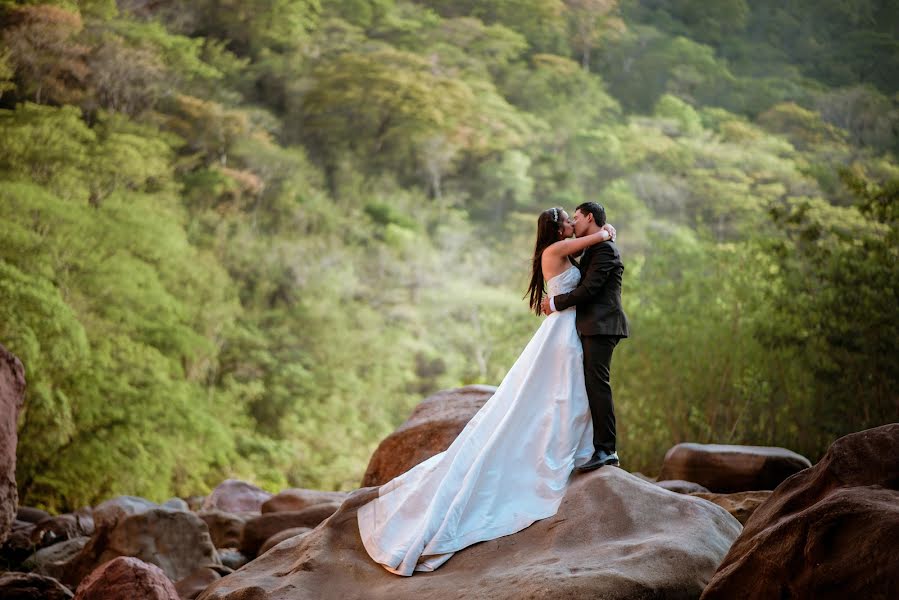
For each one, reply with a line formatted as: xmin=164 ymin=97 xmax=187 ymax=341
xmin=357 ymin=265 xmax=595 ymax=576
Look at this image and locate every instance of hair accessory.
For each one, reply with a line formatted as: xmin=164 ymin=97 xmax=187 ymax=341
xmin=551 ymin=208 xmax=558 ymax=222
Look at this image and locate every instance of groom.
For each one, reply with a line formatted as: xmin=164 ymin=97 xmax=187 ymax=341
xmin=541 ymin=202 xmax=629 ymax=471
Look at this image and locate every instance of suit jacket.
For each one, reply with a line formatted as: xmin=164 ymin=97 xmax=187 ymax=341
xmin=553 ymin=241 xmax=629 ymax=337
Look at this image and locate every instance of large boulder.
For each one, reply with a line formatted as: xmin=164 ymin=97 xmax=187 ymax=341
xmin=655 ymin=480 xmax=710 ymax=494
xmin=74 ymin=556 xmax=179 ymax=600
xmin=175 ymin=566 xmax=223 ymax=600
xmin=258 ymin=527 xmax=312 ymax=555
xmin=199 ymin=467 xmax=741 ymax=600
xmin=690 ymin=491 xmax=772 ymax=525
xmin=65 ymin=508 xmax=220 ymax=588
xmin=0 ymin=344 xmax=26 ymax=544
xmin=261 ymin=488 xmax=348 ymax=513
xmin=92 ymin=496 xmax=160 ymax=529
xmin=31 ymin=511 xmax=94 ymax=548
xmin=23 ymin=535 xmax=91 ymax=580
xmin=362 ymin=385 xmax=496 ymax=487
xmin=702 ymin=424 xmax=899 ymax=600
xmin=201 ymin=480 xmax=272 ymax=514
xmin=0 ymin=571 xmax=74 ymax=599
xmin=198 ymin=510 xmax=246 ymax=550
xmin=239 ymin=503 xmax=341 ymax=557
xmin=659 ymin=443 xmax=812 ymax=493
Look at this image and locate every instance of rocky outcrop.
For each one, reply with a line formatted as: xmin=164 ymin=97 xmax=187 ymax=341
xmin=201 ymin=480 xmax=272 ymax=514
xmin=0 ymin=344 xmax=26 ymax=545
xmin=362 ymin=385 xmax=496 ymax=487
xmin=199 ymin=467 xmax=742 ymax=600
xmin=659 ymin=443 xmax=812 ymax=492
xmin=0 ymin=571 xmax=74 ymax=599
xmin=64 ymin=508 xmax=220 ymax=588
xmin=701 ymin=424 xmax=899 ymax=599
xmin=261 ymin=488 xmax=348 ymax=513
xmin=690 ymin=491 xmax=772 ymax=525
xmin=73 ymin=556 xmax=179 ymax=600
xmin=239 ymin=503 xmax=341 ymax=557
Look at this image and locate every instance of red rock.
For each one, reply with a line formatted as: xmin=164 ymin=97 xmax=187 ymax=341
xmin=655 ymin=479 xmax=710 ymax=494
xmin=659 ymin=443 xmax=812 ymax=492
xmin=0 ymin=571 xmax=74 ymax=599
xmin=261 ymin=489 xmax=348 ymax=513
xmin=239 ymin=502 xmax=340 ymax=557
xmin=199 ymin=468 xmax=742 ymax=600
xmin=0 ymin=344 xmax=26 ymax=544
xmin=73 ymin=556 xmax=179 ymax=600
xmin=175 ymin=567 xmax=222 ymax=600
xmin=198 ymin=510 xmax=245 ymax=549
xmin=201 ymin=480 xmax=272 ymax=514
xmin=690 ymin=491 xmax=772 ymax=525
xmin=258 ymin=527 xmax=312 ymax=555
xmin=701 ymin=424 xmax=899 ymax=600
xmin=361 ymin=385 xmax=496 ymax=487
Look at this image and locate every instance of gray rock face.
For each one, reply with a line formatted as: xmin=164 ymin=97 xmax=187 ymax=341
xmin=0 ymin=344 xmax=26 ymax=545
xmin=23 ymin=535 xmax=90 ymax=580
xmin=65 ymin=508 xmax=220 ymax=587
xmin=0 ymin=571 xmax=74 ymax=600
xmin=199 ymin=467 xmax=742 ymax=600
xmin=73 ymin=556 xmax=179 ymax=600
xmin=91 ymin=496 xmax=160 ymax=530
xmin=362 ymin=385 xmax=496 ymax=487
xmin=659 ymin=443 xmax=812 ymax=493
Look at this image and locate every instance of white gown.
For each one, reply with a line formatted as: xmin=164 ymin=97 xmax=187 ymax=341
xmin=357 ymin=265 xmax=595 ymax=576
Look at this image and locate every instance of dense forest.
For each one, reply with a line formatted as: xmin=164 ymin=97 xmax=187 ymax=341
xmin=1 ymin=0 xmax=896 ymax=512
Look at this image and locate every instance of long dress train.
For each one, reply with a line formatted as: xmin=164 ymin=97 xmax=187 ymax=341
xmin=357 ymin=265 xmax=594 ymax=576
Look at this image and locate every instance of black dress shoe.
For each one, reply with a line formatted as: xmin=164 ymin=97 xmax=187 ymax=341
xmin=576 ymin=449 xmax=620 ymax=472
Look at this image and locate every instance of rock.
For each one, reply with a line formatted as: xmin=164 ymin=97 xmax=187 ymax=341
xmin=239 ymin=503 xmax=341 ymax=557
xmin=199 ymin=467 xmax=742 ymax=600
xmin=162 ymin=497 xmax=190 ymax=512
xmin=701 ymin=424 xmax=899 ymax=600
xmin=216 ymin=549 xmax=248 ymax=571
xmin=258 ymin=527 xmax=312 ymax=555
xmin=31 ymin=512 xmax=94 ymax=548
xmin=198 ymin=510 xmax=246 ymax=550
xmin=261 ymin=489 xmax=349 ymax=513
xmin=186 ymin=496 xmax=206 ymax=511
xmin=17 ymin=505 xmax=51 ymax=523
xmin=1 ymin=519 xmax=37 ymax=565
xmin=65 ymin=508 xmax=220 ymax=588
xmin=655 ymin=479 xmax=711 ymax=494
xmin=690 ymin=491 xmax=772 ymax=525
xmin=92 ymin=496 xmax=159 ymax=529
xmin=0 ymin=571 xmax=74 ymax=599
xmin=0 ymin=344 xmax=26 ymax=544
xmin=659 ymin=443 xmax=812 ymax=493
xmin=74 ymin=556 xmax=179 ymax=600
xmin=362 ymin=385 xmax=496 ymax=487
xmin=23 ymin=535 xmax=90 ymax=580
xmin=175 ymin=567 xmax=222 ymax=600
xmin=201 ymin=480 xmax=272 ymax=514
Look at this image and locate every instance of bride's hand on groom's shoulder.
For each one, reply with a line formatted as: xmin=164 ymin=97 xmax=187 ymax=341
xmin=602 ymin=223 xmax=616 ymax=241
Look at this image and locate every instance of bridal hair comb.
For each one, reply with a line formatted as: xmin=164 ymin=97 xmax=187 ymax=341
xmin=551 ymin=208 xmax=558 ymax=222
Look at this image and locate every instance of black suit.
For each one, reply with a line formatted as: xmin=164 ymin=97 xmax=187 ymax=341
xmin=552 ymin=241 xmax=629 ymax=455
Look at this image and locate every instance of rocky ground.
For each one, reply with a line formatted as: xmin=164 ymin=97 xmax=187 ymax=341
xmin=2 ymin=346 xmax=896 ymax=599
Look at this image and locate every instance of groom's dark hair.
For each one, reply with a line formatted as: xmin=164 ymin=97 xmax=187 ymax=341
xmin=576 ymin=202 xmax=606 ymax=226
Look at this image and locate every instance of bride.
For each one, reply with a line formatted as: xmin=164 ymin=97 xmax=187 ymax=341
xmin=357 ymin=207 xmax=617 ymax=576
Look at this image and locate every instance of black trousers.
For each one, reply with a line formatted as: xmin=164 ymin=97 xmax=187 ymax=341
xmin=581 ymin=334 xmax=620 ymax=455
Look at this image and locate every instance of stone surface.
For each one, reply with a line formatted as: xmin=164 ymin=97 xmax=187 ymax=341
xmin=73 ymin=556 xmax=179 ymax=600
xmin=17 ymin=505 xmax=51 ymax=523
xmin=216 ymin=549 xmax=249 ymax=571
xmin=0 ymin=344 xmax=26 ymax=545
xmin=198 ymin=510 xmax=246 ymax=550
xmin=239 ymin=503 xmax=341 ymax=557
xmin=0 ymin=571 xmax=74 ymax=599
xmin=31 ymin=512 xmax=94 ymax=548
xmin=91 ymin=495 xmax=160 ymax=530
xmin=201 ymin=480 xmax=272 ymax=514
xmin=65 ymin=508 xmax=220 ymax=588
xmin=655 ymin=479 xmax=711 ymax=494
xmin=702 ymin=424 xmax=899 ymax=600
xmin=690 ymin=491 xmax=772 ymax=525
xmin=362 ymin=385 xmax=496 ymax=487
xmin=659 ymin=443 xmax=812 ymax=493
xmin=23 ymin=535 xmax=90 ymax=580
xmin=175 ymin=567 xmax=222 ymax=600
xmin=261 ymin=489 xmax=349 ymax=513
xmin=199 ymin=467 xmax=742 ymax=600
xmin=258 ymin=526 xmax=312 ymax=556
xmin=1 ymin=518 xmax=36 ymax=564
xmin=162 ymin=497 xmax=190 ymax=511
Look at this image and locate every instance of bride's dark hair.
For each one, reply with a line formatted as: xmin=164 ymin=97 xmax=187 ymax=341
xmin=526 ymin=207 xmax=565 ymax=316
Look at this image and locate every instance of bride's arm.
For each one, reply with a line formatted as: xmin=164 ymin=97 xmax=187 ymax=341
xmin=543 ymin=224 xmax=614 ymax=259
